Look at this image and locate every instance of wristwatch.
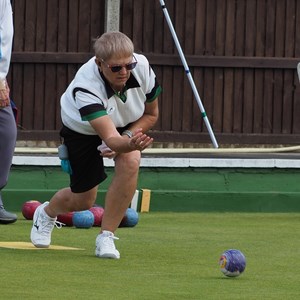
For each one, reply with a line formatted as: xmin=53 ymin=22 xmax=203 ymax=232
xmin=122 ymin=130 xmax=133 ymax=138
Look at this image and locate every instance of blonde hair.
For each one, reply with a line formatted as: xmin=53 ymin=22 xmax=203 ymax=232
xmin=93 ymin=31 xmax=134 ymax=60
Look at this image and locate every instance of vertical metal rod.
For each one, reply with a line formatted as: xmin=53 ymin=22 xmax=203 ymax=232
xmin=159 ymin=0 xmax=219 ymax=148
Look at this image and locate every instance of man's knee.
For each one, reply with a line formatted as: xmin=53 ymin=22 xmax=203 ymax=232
xmin=116 ymin=152 xmax=141 ymax=174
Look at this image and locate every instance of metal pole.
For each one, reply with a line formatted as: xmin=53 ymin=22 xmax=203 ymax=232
xmin=159 ymin=0 xmax=219 ymax=148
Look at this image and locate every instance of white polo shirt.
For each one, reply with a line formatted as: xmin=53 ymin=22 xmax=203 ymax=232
xmin=61 ymin=53 xmax=162 ymax=135
xmin=0 ymin=0 xmax=14 ymax=80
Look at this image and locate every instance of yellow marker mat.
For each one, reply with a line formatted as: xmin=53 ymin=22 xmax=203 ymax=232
xmin=0 ymin=242 xmax=84 ymax=250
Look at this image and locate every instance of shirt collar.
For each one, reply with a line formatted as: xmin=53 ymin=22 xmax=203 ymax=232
xmin=99 ymin=70 xmax=140 ymax=99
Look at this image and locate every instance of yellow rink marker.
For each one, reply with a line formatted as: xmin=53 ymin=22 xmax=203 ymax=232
xmin=140 ymin=189 xmax=151 ymax=212
xmin=0 ymin=242 xmax=84 ymax=250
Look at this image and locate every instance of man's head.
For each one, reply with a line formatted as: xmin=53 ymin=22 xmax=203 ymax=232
xmin=94 ymin=31 xmax=134 ymax=61
xmin=94 ymin=32 xmax=137 ymax=91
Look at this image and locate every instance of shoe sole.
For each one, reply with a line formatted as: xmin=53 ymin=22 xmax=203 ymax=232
xmin=96 ymin=253 xmax=120 ymax=259
xmin=32 ymin=243 xmax=50 ymax=249
xmin=95 ymin=248 xmax=120 ymax=259
xmin=0 ymin=218 xmax=17 ymax=224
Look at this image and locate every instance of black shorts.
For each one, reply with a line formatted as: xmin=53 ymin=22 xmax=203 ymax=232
xmin=60 ymin=125 xmax=107 ymax=193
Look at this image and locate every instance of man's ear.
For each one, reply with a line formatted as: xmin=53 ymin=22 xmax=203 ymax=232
xmin=95 ymin=58 xmax=101 ymax=68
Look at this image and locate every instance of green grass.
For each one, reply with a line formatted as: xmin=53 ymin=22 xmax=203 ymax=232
xmin=1 ymin=212 xmax=300 ymax=299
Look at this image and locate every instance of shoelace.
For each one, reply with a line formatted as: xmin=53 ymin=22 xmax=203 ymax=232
xmin=54 ymin=221 xmax=65 ymax=228
xmin=103 ymin=234 xmax=119 ymax=248
xmin=39 ymin=218 xmax=65 ymax=236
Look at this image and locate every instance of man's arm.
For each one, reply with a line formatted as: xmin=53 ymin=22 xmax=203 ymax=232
xmin=90 ymin=115 xmax=153 ymax=153
xmin=126 ymin=98 xmax=159 ymax=134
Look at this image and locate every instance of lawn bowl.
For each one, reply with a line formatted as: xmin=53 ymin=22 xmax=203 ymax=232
xmin=219 ymin=249 xmax=246 ymax=277
xmin=21 ymin=200 xmax=42 ymax=220
xmin=119 ymin=208 xmax=139 ymax=227
xmin=57 ymin=211 xmax=74 ymax=226
xmin=89 ymin=206 xmax=104 ymax=226
xmin=72 ymin=210 xmax=94 ymax=229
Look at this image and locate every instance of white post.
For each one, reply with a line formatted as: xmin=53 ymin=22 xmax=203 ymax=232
xmin=130 ymin=190 xmax=140 ymax=212
xmin=105 ymin=0 xmax=121 ymax=32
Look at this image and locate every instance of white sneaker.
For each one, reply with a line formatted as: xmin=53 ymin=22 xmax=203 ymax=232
xmin=95 ymin=230 xmax=120 ymax=259
xmin=30 ymin=201 xmax=60 ymax=248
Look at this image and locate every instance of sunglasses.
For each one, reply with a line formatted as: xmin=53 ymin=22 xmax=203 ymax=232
xmin=100 ymin=56 xmax=137 ymax=73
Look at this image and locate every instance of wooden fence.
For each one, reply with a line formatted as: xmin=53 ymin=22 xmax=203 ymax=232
xmin=8 ymin=0 xmax=300 ymax=146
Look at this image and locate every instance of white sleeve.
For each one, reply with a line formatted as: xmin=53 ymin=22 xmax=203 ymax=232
xmin=134 ymin=53 xmax=156 ymax=95
xmin=0 ymin=0 xmax=14 ymax=80
xmin=75 ymin=90 xmax=105 ymax=109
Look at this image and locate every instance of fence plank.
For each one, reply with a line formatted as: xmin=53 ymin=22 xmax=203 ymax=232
xmin=181 ymin=0 xmax=195 ymax=131
xmin=91 ymin=0 xmax=105 ymax=41
xmin=243 ymin=0 xmax=256 ymax=133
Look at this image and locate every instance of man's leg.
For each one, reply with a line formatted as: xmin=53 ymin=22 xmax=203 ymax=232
xmin=0 ymin=106 xmax=17 ymax=224
xmin=95 ymin=150 xmax=141 ymax=259
xmin=45 ymin=186 xmax=99 ymax=217
xmin=101 ymin=150 xmax=141 ymax=232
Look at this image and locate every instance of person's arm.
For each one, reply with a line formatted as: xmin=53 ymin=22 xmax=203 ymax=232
xmin=124 ymin=98 xmax=159 ymax=135
xmin=0 ymin=80 xmax=10 ymax=107
xmin=0 ymin=0 xmax=14 ymax=106
xmin=90 ymin=115 xmax=153 ymax=153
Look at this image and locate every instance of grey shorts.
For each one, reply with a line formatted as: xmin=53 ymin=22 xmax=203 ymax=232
xmin=0 ymin=106 xmax=17 ymax=189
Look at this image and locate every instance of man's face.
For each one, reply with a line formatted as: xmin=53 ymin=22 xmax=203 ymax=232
xmin=98 ymin=54 xmax=135 ymax=91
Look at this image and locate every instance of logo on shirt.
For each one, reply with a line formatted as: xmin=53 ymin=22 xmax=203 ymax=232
xmin=107 ymin=107 xmax=115 ymax=114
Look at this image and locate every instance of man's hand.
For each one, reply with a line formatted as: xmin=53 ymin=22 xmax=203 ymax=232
xmin=0 ymin=80 xmax=10 ymax=108
xmin=128 ymin=128 xmax=153 ymax=151
xmin=97 ymin=142 xmax=117 ymax=159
